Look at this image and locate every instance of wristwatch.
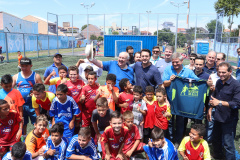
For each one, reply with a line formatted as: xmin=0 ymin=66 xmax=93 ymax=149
xmin=219 ymin=101 xmax=222 ymax=106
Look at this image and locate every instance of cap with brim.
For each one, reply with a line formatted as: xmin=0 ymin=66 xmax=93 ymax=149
xmin=20 ymin=57 xmax=32 ymax=65
xmin=54 ymin=53 xmax=62 ymax=57
xmin=84 ymin=65 xmax=93 ymax=71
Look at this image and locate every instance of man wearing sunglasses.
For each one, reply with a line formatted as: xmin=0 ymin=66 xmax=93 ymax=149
xmin=150 ymin=46 xmax=162 ymax=65
xmin=185 ymin=53 xmax=197 ymax=70
xmin=232 ymin=48 xmax=240 ymax=82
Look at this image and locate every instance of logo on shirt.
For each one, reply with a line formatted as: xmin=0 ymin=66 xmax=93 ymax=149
xmin=109 ymin=138 xmax=114 ymax=140
xmin=1 ymin=126 xmax=11 ymax=134
xmin=68 ymin=86 xmax=73 ymax=89
xmin=199 ymin=152 xmax=203 ymax=158
xmin=119 ymin=137 xmax=124 ymax=142
xmin=8 ymin=119 xmax=13 ymax=125
xmin=180 ymin=84 xmax=199 ymax=97
xmin=77 ymin=85 xmax=82 ymax=89
xmin=186 ymin=149 xmax=191 ymax=155
xmin=67 ymin=107 xmax=71 ymax=112
xmin=88 ymin=90 xmax=92 ymax=93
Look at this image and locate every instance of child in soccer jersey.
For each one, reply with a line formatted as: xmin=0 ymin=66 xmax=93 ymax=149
xmin=94 ymin=74 xmax=119 ymax=111
xmin=132 ymin=86 xmax=147 ymax=140
xmin=143 ymin=86 xmax=157 ymax=144
xmin=122 ymin=111 xmax=145 ymax=159
xmin=32 ymin=83 xmax=55 ymax=119
xmin=44 ymin=65 xmax=69 ymax=88
xmin=3 ymin=142 xmax=32 ymax=160
xmin=65 ymin=66 xmax=85 ymax=133
xmin=91 ymin=97 xmax=113 ymax=153
xmin=66 ymin=127 xmax=99 ymax=160
xmin=0 ymin=100 xmax=23 ymax=159
xmin=25 ymin=115 xmax=49 ymax=159
xmin=0 ymin=74 xmax=25 ymax=118
xmin=144 ymin=127 xmax=178 ymax=160
xmin=80 ymin=71 xmax=99 ymax=128
xmin=178 ymin=124 xmax=211 ymax=160
xmin=101 ymin=111 xmax=129 ymax=160
xmin=50 ymin=84 xmax=80 ymax=140
xmin=44 ymin=123 xmax=68 ymax=160
xmin=118 ymin=78 xmax=134 ymax=114
xmin=155 ymin=87 xmax=171 ymax=133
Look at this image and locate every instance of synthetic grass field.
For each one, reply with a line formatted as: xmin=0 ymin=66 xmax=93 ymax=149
xmin=0 ymin=55 xmax=240 ymax=159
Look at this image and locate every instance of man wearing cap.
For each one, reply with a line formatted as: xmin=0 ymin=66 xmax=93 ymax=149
xmin=76 ymin=48 xmax=102 ymax=84
xmin=44 ymin=53 xmax=68 ymax=94
xmin=12 ymin=57 xmax=43 ymax=140
xmin=88 ymin=52 xmax=134 ymax=91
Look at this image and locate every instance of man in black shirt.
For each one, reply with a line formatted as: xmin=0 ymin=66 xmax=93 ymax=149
xmin=126 ymin=46 xmax=134 ymax=64
xmin=208 ymin=62 xmax=240 ymax=160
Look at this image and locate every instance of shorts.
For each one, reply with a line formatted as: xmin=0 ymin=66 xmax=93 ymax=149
xmin=136 ymin=124 xmax=143 ymax=139
xmin=123 ymin=142 xmax=145 ymax=156
xmin=81 ymin=113 xmax=92 ymax=127
xmin=23 ymin=104 xmax=36 ymax=125
xmin=143 ymin=128 xmax=153 ymax=144
xmin=96 ymin=131 xmax=104 ymax=152
xmin=39 ymin=107 xmax=51 ymax=121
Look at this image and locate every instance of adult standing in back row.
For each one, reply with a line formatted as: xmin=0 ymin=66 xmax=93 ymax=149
xmin=132 ymin=49 xmax=163 ymax=93
xmin=89 ymin=52 xmax=134 ymax=91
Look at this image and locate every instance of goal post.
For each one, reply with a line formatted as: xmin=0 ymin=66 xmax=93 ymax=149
xmin=115 ymin=40 xmax=142 ymax=57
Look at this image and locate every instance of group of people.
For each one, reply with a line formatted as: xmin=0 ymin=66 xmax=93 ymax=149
xmin=0 ymin=44 xmax=240 ymax=160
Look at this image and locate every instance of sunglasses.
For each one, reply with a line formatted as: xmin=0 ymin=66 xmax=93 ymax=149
xmin=216 ymin=58 xmax=222 ymax=61
xmin=238 ymin=51 xmax=240 ymax=53
xmin=153 ymin=51 xmax=160 ymax=53
xmin=190 ymin=58 xmax=195 ymax=60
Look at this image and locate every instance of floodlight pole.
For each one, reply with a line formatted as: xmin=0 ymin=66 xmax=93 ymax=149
xmin=81 ymin=2 xmax=95 ymax=41
xmin=146 ymin=11 xmax=151 ymax=35
xmin=170 ymin=1 xmax=187 ymax=52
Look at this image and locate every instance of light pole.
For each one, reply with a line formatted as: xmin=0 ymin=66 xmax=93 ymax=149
xmin=81 ymin=2 xmax=95 ymax=41
xmin=170 ymin=1 xmax=187 ymax=52
xmin=146 ymin=11 xmax=151 ymax=35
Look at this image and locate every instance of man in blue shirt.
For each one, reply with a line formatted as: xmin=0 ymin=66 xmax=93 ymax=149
xmin=232 ymin=47 xmax=240 ymax=82
xmin=208 ymin=62 xmax=240 ymax=160
xmin=150 ymin=46 xmax=161 ymax=65
xmin=133 ymin=49 xmax=163 ymax=93
xmin=44 ymin=53 xmax=68 ymax=94
xmin=162 ymin=52 xmax=199 ymax=147
xmin=156 ymin=45 xmax=174 ymax=76
xmin=203 ymin=51 xmax=217 ymax=74
xmin=88 ymin=52 xmax=134 ymax=90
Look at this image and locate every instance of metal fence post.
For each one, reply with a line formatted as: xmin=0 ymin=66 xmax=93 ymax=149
xmin=139 ymin=13 xmax=141 ymax=35
xmin=213 ymin=14 xmax=218 ymax=51
xmin=23 ymin=34 xmax=26 ymax=57
xmin=175 ymin=13 xmax=178 ymax=52
xmin=57 ymin=14 xmax=59 ymax=53
xmin=104 ymin=14 xmax=105 ymax=35
xmin=157 ymin=14 xmax=159 ymax=44
xmin=37 ymin=34 xmax=39 ymax=58
xmin=121 ymin=14 xmax=123 ymax=35
xmin=47 ymin=13 xmax=50 ymax=56
xmin=194 ymin=14 xmax=197 ymax=52
xmin=72 ymin=14 xmax=74 ymax=55
xmin=5 ymin=32 xmax=9 ymax=62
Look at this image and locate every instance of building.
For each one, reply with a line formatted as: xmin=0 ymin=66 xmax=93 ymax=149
xmin=141 ymin=31 xmax=152 ymax=35
xmin=177 ymin=28 xmax=187 ymax=34
xmin=162 ymin=22 xmax=175 ymax=31
xmin=0 ymin=11 xmax=38 ymax=34
xmin=23 ymin=15 xmax=56 ymax=34
xmin=81 ymin=24 xmax=103 ymax=39
xmin=99 ymin=22 xmax=129 ymax=35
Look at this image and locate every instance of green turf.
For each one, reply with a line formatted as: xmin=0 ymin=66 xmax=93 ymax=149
xmin=1 ymin=55 xmax=240 ymax=159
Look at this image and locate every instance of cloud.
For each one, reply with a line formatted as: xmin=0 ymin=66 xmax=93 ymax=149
xmin=152 ymin=0 xmax=169 ymax=10
xmin=53 ymin=0 xmax=64 ymax=7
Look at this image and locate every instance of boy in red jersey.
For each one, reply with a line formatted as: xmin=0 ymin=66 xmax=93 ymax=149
xmin=118 ymin=78 xmax=134 ymax=114
xmin=65 ymin=66 xmax=85 ymax=133
xmin=122 ymin=111 xmax=144 ymax=159
xmin=32 ymin=83 xmax=55 ymax=119
xmin=0 ymin=74 xmax=24 ymax=118
xmin=101 ymin=111 xmax=128 ymax=160
xmin=44 ymin=65 xmax=69 ymax=88
xmin=143 ymin=86 xmax=157 ymax=144
xmin=80 ymin=71 xmax=99 ymax=128
xmin=95 ymin=74 xmax=119 ymax=111
xmin=155 ymin=87 xmax=171 ymax=134
xmin=0 ymin=100 xmax=23 ymax=159
xmin=179 ymin=124 xmax=211 ymax=160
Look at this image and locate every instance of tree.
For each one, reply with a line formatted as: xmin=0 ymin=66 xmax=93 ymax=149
xmin=90 ymin=34 xmax=97 ymax=40
xmin=112 ymin=31 xmax=119 ymax=35
xmin=177 ymin=33 xmax=187 ymax=48
xmin=154 ymin=29 xmax=175 ymax=46
xmin=215 ymin=0 xmax=240 ymax=37
xmin=81 ymin=24 xmax=88 ymax=31
xmin=97 ymin=36 xmax=104 ymax=41
xmin=206 ymin=19 xmax=225 ymax=39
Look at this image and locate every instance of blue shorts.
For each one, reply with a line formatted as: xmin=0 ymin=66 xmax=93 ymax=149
xmin=23 ymin=104 xmax=36 ymax=125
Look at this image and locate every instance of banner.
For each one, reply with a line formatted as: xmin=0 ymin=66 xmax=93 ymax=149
xmin=169 ymin=77 xmax=208 ymax=120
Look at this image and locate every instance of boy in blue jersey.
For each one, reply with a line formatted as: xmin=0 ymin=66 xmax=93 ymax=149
xmin=3 ymin=142 xmax=32 ymax=160
xmin=50 ymin=84 xmax=80 ymax=140
xmin=44 ymin=123 xmax=68 ymax=160
xmin=12 ymin=57 xmax=43 ymax=140
xmin=143 ymin=127 xmax=178 ymax=160
xmin=66 ymin=127 xmax=99 ymax=160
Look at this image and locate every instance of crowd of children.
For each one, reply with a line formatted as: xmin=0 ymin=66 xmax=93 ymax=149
xmin=0 ymin=56 xmax=212 ymax=160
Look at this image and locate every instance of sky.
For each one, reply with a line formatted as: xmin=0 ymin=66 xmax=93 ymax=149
xmin=0 ymin=0 xmax=237 ymax=33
